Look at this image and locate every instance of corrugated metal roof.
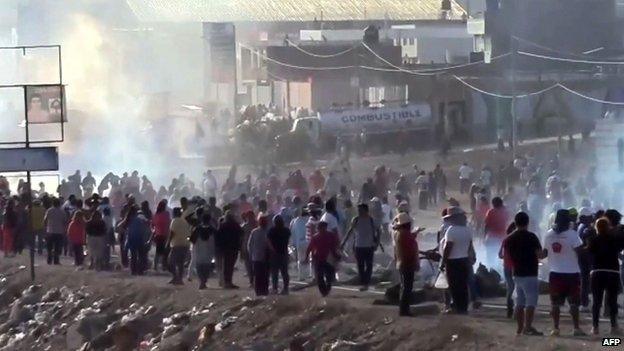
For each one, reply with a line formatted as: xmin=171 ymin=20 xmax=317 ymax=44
xmin=126 ymin=0 xmax=467 ymax=23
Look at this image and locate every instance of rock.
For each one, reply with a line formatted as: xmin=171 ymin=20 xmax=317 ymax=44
xmin=322 ymin=339 xmax=368 ymax=351
xmin=41 ymin=289 xmax=61 ymax=303
xmin=197 ymin=324 xmax=215 ymax=346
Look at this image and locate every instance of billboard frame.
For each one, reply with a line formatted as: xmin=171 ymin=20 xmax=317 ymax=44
xmin=0 ymin=45 xmax=64 ymax=145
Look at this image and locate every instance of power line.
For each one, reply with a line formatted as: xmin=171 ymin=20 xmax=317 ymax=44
xmin=285 ymin=39 xmax=360 ymax=58
xmin=558 ymin=85 xmax=624 ymax=106
xmin=518 ymin=50 xmax=624 ymax=65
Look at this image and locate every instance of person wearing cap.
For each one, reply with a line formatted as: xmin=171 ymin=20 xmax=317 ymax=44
xmin=393 ymin=212 xmax=420 ymax=316
xmin=542 ymin=209 xmax=586 ymax=336
xmin=304 ymin=220 xmax=341 ymax=297
xmin=342 ymin=203 xmax=381 ymax=291
xmin=291 ymin=206 xmax=311 ymax=281
xmin=441 ymin=206 xmax=475 ymax=314
xmin=576 ymin=207 xmax=595 ymax=313
xmin=248 ymin=213 xmax=271 ymax=296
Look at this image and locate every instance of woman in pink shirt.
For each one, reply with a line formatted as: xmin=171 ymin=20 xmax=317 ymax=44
xmin=151 ymin=200 xmax=171 ymax=271
xmin=67 ymin=210 xmax=86 ymax=266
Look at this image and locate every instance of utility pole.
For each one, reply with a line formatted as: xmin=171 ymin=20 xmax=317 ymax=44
xmin=23 ymin=85 xmax=34 ymax=281
xmin=510 ymin=36 xmax=517 ymax=158
xmin=509 ymin=0 xmax=518 ymax=159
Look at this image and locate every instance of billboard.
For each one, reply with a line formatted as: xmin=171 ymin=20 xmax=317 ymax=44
xmin=25 ymin=85 xmax=66 ymax=124
xmin=0 ymin=147 xmax=59 ymax=172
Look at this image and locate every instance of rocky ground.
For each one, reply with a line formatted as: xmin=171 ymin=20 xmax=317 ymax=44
xmin=0 ymin=254 xmax=610 ymax=351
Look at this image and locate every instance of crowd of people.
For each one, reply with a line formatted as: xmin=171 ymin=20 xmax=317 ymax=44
xmin=1 ymin=148 xmax=624 ymax=338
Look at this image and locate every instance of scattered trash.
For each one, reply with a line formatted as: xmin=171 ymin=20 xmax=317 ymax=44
xmin=215 ymin=316 xmax=238 ymax=332
xmin=383 ymin=317 xmax=393 ymax=325
xmin=451 ymin=334 xmax=458 ymax=342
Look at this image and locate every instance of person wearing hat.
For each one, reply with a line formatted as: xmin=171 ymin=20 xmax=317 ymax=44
xmin=248 ymin=213 xmax=271 ymax=296
xmin=342 ymin=203 xmax=381 ymax=291
xmin=393 ymin=212 xmax=420 ymax=316
xmin=304 ymin=220 xmax=341 ymax=297
xmin=441 ymin=206 xmax=475 ymax=314
xmin=542 ymin=209 xmax=586 ymax=336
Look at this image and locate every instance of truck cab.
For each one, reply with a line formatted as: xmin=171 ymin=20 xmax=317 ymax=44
xmin=291 ymin=116 xmax=321 ymax=146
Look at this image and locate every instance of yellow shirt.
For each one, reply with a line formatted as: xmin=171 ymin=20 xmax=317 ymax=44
xmin=30 ymin=205 xmax=46 ymax=231
xmin=169 ymin=218 xmax=191 ymax=247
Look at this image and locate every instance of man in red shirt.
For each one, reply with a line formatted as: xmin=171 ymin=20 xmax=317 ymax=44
xmin=484 ymin=197 xmax=509 ymax=272
xmin=304 ymin=220 xmax=340 ymax=297
xmin=393 ymin=213 xmax=421 ymax=316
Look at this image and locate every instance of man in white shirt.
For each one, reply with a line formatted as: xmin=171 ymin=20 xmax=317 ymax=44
xmin=458 ymin=163 xmax=473 ymax=194
xmin=542 ymin=209 xmax=585 ymax=337
xmin=441 ymin=207 xmax=474 ymax=314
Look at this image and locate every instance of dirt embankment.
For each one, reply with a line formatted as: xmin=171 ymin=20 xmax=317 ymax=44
xmin=0 ymin=256 xmax=606 ymax=351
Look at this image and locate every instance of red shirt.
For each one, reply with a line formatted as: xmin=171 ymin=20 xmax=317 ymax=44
xmin=307 ymin=231 xmax=339 ymax=263
xmin=67 ymin=220 xmax=86 ymax=245
xmin=484 ymin=207 xmax=510 ymax=238
xmin=152 ymin=211 xmax=171 ymax=238
xmin=395 ymin=231 xmax=419 ymax=271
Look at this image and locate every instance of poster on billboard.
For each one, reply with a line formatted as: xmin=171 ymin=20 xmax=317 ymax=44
xmin=25 ymin=85 xmax=66 ymax=124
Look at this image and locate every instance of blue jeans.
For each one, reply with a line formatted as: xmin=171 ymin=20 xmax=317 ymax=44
xmin=504 ymin=268 xmax=515 ymax=311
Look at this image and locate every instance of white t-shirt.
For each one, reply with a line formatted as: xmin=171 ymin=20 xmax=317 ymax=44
xmin=543 ymin=229 xmax=582 ymax=274
xmin=459 ymin=165 xmax=473 ymax=180
xmin=320 ymin=212 xmax=340 ymax=235
xmin=444 ymin=225 xmax=473 ymax=259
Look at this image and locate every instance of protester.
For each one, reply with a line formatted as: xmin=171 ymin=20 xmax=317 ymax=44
xmin=44 ymin=198 xmax=66 ymax=265
xmin=458 ymin=162 xmax=473 ymax=194
xmin=542 ymin=209 xmax=586 ymax=336
xmin=483 ymin=197 xmax=509 ymax=271
xmin=125 ymin=207 xmax=150 ymax=276
xmin=151 ymin=200 xmax=171 ymax=271
xmin=67 ymin=210 xmax=86 ymax=266
xmin=441 ymin=207 xmax=474 ymax=314
xmin=576 ymin=207 xmax=595 ymax=312
xmin=502 ymin=212 xmax=544 ymax=336
xmin=342 ymin=203 xmax=380 ymax=291
xmin=267 ymin=215 xmax=291 ymax=295
xmin=1 ymin=199 xmax=17 ymax=258
xmin=168 ymin=207 xmax=191 ymax=285
xmin=216 ymin=211 xmax=243 ymax=289
xmin=248 ymin=213 xmax=271 ymax=296
xmin=241 ymin=210 xmax=258 ymax=286
xmin=291 ymin=206 xmax=311 ymax=281
xmin=190 ymin=213 xmax=215 ymax=289
xmin=304 ymin=220 xmax=341 ymax=297
xmin=586 ymin=217 xmax=624 ymax=335
xmin=392 ymin=212 xmax=420 ymax=316
xmin=85 ymin=211 xmax=107 ymax=271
